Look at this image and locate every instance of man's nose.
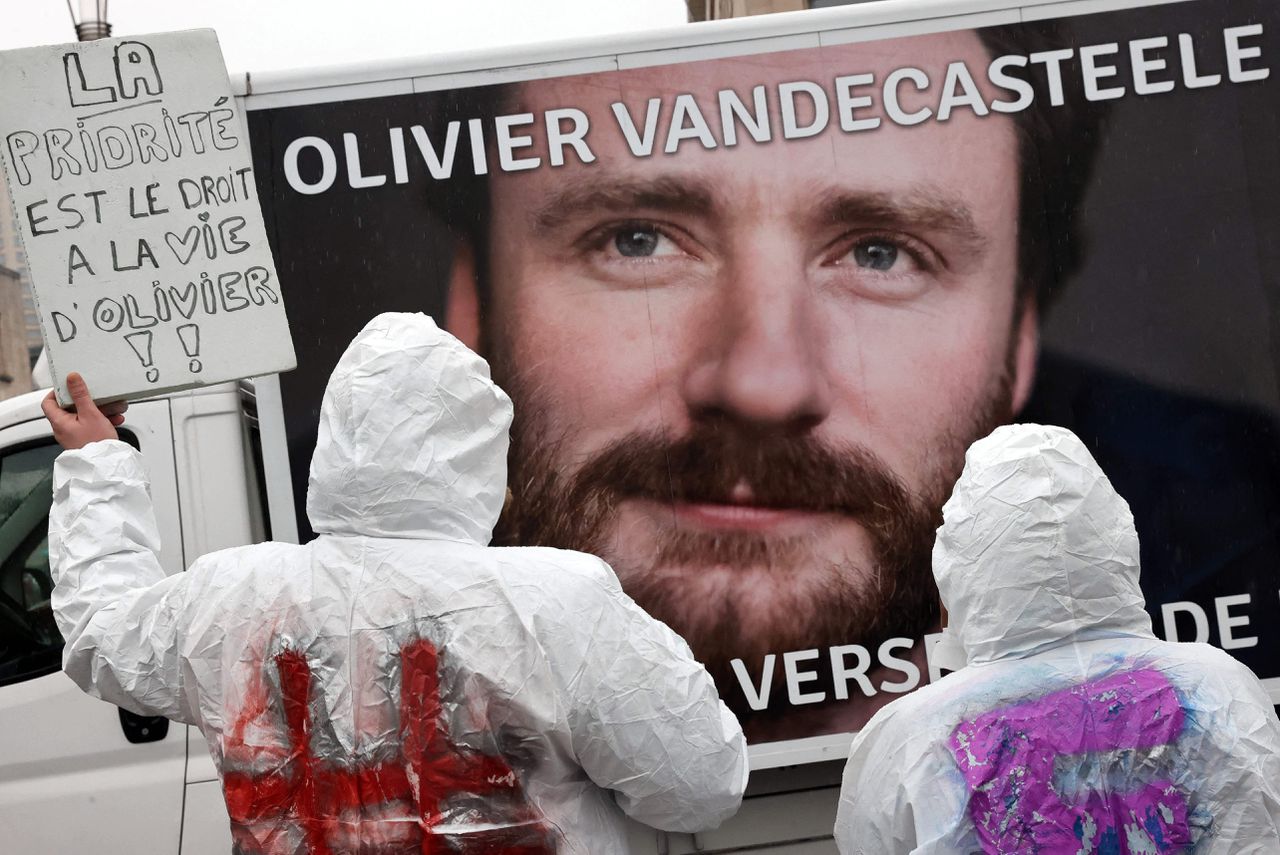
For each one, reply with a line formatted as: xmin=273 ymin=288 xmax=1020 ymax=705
xmin=681 ymin=257 xmax=833 ymax=433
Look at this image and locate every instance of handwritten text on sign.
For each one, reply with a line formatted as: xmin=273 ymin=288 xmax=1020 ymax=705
xmin=0 ymin=30 xmax=295 ymax=403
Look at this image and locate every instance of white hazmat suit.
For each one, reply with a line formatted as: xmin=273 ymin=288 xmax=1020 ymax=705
xmin=835 ymin=424 xmax=1280 ymax=855
xmin=50 ymin=312 xmax=747 ymax=854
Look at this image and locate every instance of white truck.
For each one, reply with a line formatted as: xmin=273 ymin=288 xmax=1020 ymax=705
xmin=3 ymin=0 xmax=1279 ymax=850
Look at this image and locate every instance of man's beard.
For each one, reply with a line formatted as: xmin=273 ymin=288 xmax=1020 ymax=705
xmin=490 ymin=353 xmax=1015 ymax=698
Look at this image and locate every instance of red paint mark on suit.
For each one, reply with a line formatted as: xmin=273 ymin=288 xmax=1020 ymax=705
xmin=222 ymin=638 xmax=555 ymax=854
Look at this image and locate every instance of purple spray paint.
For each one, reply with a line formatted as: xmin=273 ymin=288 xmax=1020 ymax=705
xmin=949 ymin=668 xmax=1191 ymax=854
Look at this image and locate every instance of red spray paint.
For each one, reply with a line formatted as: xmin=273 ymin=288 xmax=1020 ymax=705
xmin=222 ymin=639 xmax=555 ymax=854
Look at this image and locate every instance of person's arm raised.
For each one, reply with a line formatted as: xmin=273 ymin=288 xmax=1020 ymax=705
xmin=43 ymin=373 xmax=199 ymax=723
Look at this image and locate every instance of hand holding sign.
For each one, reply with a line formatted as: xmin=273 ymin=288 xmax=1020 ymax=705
xmin=42 ymin=372 xmax=128 ymax=450
xmin=0 ymin=30 xmax=295 ymax=404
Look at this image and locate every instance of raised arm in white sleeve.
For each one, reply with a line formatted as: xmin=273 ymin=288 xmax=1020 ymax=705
xmin=48 ymin=438 xmax=201 ymax=724
xmin=556 ymin=558 xmax=748 ymax=833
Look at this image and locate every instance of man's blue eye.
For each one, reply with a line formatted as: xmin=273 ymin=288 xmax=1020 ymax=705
xmin=615 ymin=228 xmax=660 ymax=257
xmin=854 ymin=242 xmax=899 ymax=271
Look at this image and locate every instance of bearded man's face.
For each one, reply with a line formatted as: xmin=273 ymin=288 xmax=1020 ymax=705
xmin=456 ymin=30 xmax=1037 ymax=722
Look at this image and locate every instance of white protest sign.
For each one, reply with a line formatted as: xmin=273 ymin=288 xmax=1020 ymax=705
xmin=0 ymin=30 xmax=295 ymax=404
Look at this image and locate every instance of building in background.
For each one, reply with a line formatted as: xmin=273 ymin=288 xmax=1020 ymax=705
xmin=688 ymin=0 xmax=871 ymax=21
xmin=0 ymin=266 xmax=34 ymax=399
xmin=0 ymin=181 xmax=43 ymax=362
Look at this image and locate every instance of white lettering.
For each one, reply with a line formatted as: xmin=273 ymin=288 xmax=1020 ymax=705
xmin=389 ymin=127 xmax=408 ymax=184
xmin=1225 ymin=24 xmax=1270 ymax=83
xmin=779 ymin=80 xmax=829 ymax=139
xmin=467 ymin=118 xmax=488 ymax=175
xmin=830 ymin=644 xmax=874 ymax=700
xmin=1179 ymin=32 xmax=1222 ymax=88
xmin=665 ymin=93 xmax=717 ymax=153
xmin=1081 ymin=43 xmax=1126 ymax=101
xmin=1216 ymin=593 xmax=1258 ymax=649
xmin=988 ymin=55 xmax=1033 ymax=113
xmin=835 ymin=73 xmax=880 ymax=132
xmin=1029 ymin=48 xmax=1073 ymax=106
xmin=611 ymin=98 xmax=662 ymax=156
xmin=495 ymin=113 xmax=539 ymax=172
xmin=1161 ymin=600 xmax=1210 ymax=643
xmin=283 ymin=136 xmax=336 ymax=195
xmin=784 ymin=649 xmax=826 ymax=704
xmin=732 ymin=655 xmax=774 ymax=711
xmin=1131 ymin=36 xmax=1176 ymax=95
xmin=937 ymin=60 xmax=989 ymax=120
xmin=884 ymin=67 xmax=931 ymax=126
xmin=719 ymin=85 xmax=771 ymax=145
xmin=878 ymin=638 xmax=920 ymax=694
xmin=544 ymin=108 xmax=594 ymax=167
xmin=410 ymin=123 xmax=460 ymax=180
xmin=343 ymin=132 xmax=386 ymax=188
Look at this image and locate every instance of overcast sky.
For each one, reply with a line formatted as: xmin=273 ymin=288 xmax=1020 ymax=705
xmin=2 ymin=0 xmax=689 ymax=74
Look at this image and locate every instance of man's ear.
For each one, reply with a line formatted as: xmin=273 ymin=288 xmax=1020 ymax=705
xmin=1011 ymin=297 xmax=1039 ymax=415
xmin=445 ymin=240 xmax=482 ymax=352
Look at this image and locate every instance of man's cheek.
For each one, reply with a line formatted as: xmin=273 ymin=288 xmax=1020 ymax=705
xmin=825 ymin=316 xmax=975 ymax=401
xmin=833 ymin=318 xmax=1008 ymax=464
xmin=537 ymin=293 xmax=693 ymax=401
xmin=505 ymin=326 xmax=663 ymax=450
xmin=878 ymin=309 xmax=1010 ymax=399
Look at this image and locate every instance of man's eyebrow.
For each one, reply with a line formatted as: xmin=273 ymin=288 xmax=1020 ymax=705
xmin=531 ymin=176 xmax=718 ymax=232
xmin=814 ymin=188 xmax=989 ymax=252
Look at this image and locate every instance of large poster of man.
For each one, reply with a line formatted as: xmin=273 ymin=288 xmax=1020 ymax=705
xmin=246 ymin=0 xmax=1280 ymax=748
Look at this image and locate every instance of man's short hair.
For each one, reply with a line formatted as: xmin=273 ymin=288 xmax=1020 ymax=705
xmin=426 ymin=18 xmax=1106 ymax=318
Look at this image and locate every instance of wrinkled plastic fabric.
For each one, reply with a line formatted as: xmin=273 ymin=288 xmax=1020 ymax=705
xmin=834 ymin=424 xmax=1280 ymax=855
xmin=49 ymin=312 xmax=747 ymax=854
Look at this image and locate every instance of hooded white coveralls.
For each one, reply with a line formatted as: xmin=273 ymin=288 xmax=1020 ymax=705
xmin=50 ymin=313 xmax=747 ymax=854
xmin=835 ymin=425 xmax=1280 ymax=855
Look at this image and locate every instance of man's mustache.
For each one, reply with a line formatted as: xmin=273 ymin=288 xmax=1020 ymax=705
xmin=556 ymin=424 xmax=916 ymax=524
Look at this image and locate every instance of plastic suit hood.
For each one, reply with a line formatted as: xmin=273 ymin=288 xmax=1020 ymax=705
xmin=933 ymin=423 xmax=1153 ymax=666
xmin=307 ymin=312 xmax=510 ymax=542
xmin=49 ymin=313 xmax=747 ymax=854
xmin=835 ymin=425 xmax=1280 ymax=855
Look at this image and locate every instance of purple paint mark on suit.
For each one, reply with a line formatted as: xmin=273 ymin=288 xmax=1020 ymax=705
xmin=949 ymin=668 xmax=1191 ymax=854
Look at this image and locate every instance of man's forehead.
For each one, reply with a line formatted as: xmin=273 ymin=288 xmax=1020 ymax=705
xmin=510 ymin=29 xmax=990 ymax=112
xmin=488 ymin=26 xmax=1017 ymax=232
